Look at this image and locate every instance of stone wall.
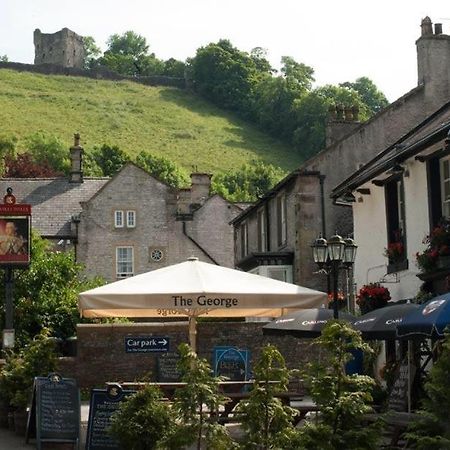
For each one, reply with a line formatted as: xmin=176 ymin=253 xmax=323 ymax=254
xmin=0 ymin=61 xmax=186 ymax=89
xmin=58 ymin=322 xmax=322 ymax=389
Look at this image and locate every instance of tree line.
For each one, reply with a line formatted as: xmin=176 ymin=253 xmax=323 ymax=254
xmin=0 ymin=131 xmax=284 ymax=202
xmin=84 ymin=31 xmax=389 ymax=160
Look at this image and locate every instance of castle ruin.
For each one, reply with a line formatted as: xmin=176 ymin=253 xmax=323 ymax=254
xmin=34 ymin=28 xmax=85 ymax=69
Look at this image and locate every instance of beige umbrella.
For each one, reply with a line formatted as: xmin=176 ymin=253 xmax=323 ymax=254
xmin=79 ymin=257 xmax=327 ymax=351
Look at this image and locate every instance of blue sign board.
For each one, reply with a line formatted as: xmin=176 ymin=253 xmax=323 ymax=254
xmin=213 ymin=346 xmax=250 ymax=381
xmin=125 ymin=336 xmax=169 ymax=353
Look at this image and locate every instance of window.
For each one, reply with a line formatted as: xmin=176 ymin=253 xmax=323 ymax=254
xmin=277 ymin=193 xmax=287 ymax=247
xmin=115 ymin=210 xmax=136 ymax=228
xmin=240 ymin=222 xmax=248 ymax=259
xmin=440 ymin=156 xmax=450 ymax=219
xmin=116 ymin=247 xmax=134 ymax=278
xmin=127 ymin=210 xmax=136 ymax=228
xmin=257 ymin=208 xmax=267 ymax=252
xmin=385 ymin=178 xmax=407 ymax=270
xmin=114 ymin=210 xmax=124 ymax=228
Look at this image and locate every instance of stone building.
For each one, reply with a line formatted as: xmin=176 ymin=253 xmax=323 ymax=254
xmin=0 ymin=135 xmax=245 ymax=281
xmin=34 ymin=28 xmax=85 ymax=68
xmin=232 ymin=17 xmax=450 ymax=292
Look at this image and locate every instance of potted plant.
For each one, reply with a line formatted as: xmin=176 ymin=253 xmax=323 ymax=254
xmin=384 ymin=241 xmax=405 ymax=264
xmin=327 ymin=290 xmax=346 ymax=311
xmin=357 ymin=283 xmax=391 ymax=314
xmin=416 ymin=220 xmax=450 ymax=273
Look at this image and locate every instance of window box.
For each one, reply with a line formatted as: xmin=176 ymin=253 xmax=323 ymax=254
xmin=387 ymin=259 xmax=409 ymax=274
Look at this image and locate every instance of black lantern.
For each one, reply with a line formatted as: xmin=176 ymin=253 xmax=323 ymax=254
xmin=327 ymin=233 xmax=346 ymax=262
xmin=312 ymin=236 xmax=328 ymax=268
xmin=343 ymin=237 xmax=358 ymax=266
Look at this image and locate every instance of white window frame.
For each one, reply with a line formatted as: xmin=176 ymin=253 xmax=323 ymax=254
xmin=241 ymin=222 xmax=249 ymax=258
xmin=440 ymin=156 xmax=450 ymax=219
xmin=126 ymin=210 xmax=136 ymax=228
xmin=257 ymin=208 xmax=267 ymax=252
xmin=250 ymin=265 xmax=293 ymax=283
xmin=116 ymin=246 xmax=134 ymax=279
xmin=114 ymin=210 xmax=124 ymax=228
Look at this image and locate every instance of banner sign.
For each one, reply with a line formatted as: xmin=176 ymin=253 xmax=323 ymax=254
xmin=0 ymin=202 xmax=31 ymax=266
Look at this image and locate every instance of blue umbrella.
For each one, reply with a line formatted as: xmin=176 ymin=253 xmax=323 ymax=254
xmin=396 ymin=293 xmax=450 ymax=338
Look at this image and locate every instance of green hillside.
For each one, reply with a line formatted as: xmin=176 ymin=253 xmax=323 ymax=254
xmin=0 ymin=69 xmax=302 ymax=173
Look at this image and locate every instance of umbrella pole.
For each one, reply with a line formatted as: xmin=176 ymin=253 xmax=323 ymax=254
xmin=189 ymin=316 xmax=197 ymax=353
xmin=407 ymin=340 xmax=411 ymax=413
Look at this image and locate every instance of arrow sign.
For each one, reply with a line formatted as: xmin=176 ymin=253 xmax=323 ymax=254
xmin=125 ymin=336 xmax=170 ymax=353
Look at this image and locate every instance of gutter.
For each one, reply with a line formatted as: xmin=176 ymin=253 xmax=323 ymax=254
xmin=182 ymin=221 xmax=219 ymax=265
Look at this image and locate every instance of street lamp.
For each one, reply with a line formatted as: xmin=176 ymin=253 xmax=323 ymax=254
xmin=312 ymin=234 xmax=357 ymax=319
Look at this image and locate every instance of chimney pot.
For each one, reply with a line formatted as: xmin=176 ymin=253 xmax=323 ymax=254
xmin=69 ymin=133 xmax=84 ymax=183
xmin=336 ymin=104 xmax=344 ymax=120
xmin=434 ymin=23 xmax=443 ymax=35
xmin=344 ymin=106 xmax=353 ymax=122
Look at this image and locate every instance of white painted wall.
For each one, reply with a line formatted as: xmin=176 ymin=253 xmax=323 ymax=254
xmin=353 ymin=158 xmax=430 ymax=302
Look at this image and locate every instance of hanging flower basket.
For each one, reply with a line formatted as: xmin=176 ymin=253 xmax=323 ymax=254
xmin=356 ymin=283 xmax=391 ymax=315
xmin=416 ymin=220 xmax=450 ymax=273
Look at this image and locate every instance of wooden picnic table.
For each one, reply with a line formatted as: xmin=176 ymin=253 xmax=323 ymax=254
xmin=106 ymin=380 xmax=311 ymax=424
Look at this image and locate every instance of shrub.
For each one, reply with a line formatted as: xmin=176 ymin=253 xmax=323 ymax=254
xmin=110 ymin=385 xmax=176 ymax=450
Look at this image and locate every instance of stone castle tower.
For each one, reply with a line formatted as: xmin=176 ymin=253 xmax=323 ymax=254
xmin=34 ymin=28 xmax=85 ymax=69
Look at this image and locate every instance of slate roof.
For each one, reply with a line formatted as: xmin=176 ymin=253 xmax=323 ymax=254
xmin=0 ymin=177 xmax=109 ymax=238
xmin=331 ymin=101 xmax=450 ymax=198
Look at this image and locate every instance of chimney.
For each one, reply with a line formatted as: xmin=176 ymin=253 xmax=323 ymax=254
xmin=69 ymin=133 xmax=84 ymax=183
xmin=325 ymin=104 xmax=360 ymax=148
xmin=416 ymin=17 xmax=450 ymax=95
xmin=190 ymin=173 xmax=212 ymax=206
xmin=420 ymin=16 xmax=433 ymax=36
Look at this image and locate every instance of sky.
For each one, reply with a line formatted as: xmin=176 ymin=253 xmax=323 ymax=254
xmin=0 ymin=0 xmax=449 ymax=101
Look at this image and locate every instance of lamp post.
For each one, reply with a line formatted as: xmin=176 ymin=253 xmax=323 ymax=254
xmin=312 ymin=234 xmax=357 ymax=319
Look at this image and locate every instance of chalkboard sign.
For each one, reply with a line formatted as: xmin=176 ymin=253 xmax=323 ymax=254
xmin=388 ymin=359 xmax=416 ymax=412
xmin=86 ymin=384 xmax=135 ymax=450
xmin=26 ymin=373 xmax=80 ymax=450
xmin=157 ymin=352 xmax=181 ymax=382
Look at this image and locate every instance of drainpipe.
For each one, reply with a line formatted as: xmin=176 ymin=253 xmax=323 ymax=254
xmin=182 ymin=221 xmax=219 ymax=265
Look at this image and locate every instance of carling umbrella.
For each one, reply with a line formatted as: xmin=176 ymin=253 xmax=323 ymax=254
xmin=353 ymin=302 xmax=419 ymax=340
xmin=397 ymin=293 xmax=450 ymax=338
xmin=79 ymin=257 xmax=327 ymax=351
xmin=262 ymin=308 xmax=356 ymax=338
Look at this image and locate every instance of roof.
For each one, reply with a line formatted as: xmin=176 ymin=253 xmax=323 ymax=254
xmin=0 ymin=177 xmax=109 ymax=237
xmin=331 ymin=101 xmax=450 ymax=199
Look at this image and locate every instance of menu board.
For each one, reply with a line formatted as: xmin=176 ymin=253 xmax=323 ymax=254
xmin=388 ymin=359 xmax=415 ymax=412
xmin=86 ymin=384 xmax=135 ymax=450
xmin=157 ymin=352 xmax=182 ymax=382
xmin=26 ymin=373 xmax=80 ymax=449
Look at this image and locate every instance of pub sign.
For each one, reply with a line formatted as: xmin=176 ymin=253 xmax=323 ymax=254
xmin=0 ymin=190 xmax=31 ymax=267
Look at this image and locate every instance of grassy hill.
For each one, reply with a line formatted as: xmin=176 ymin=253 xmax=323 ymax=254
xmin=0 ymin=69 xmax=302 ymax=173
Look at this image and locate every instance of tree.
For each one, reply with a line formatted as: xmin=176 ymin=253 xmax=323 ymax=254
xmin=406 ymin=333 xmax=450 ymax=449
xmin=82 ymin=36 xmax=101 ymax=69
xmin=237 ymin=344 xmax=299 ymax=450
xmin=4 ymin=152 xmax=62 ymax=178
xmin=298 ymin=321 xmax=380 ymax=450
xmin=0 ymin=133 xmax=17 ymax=175
xmin=0 ymin=233 xmax=103 ymax=345
xmin=91 ymin=144 xmax=130 ymax=176
xmin=0 ymin=55 xmax=8 ymax=62
xmin=25 ymin=131 xmax=70 ymax=174
xmin=98 ymin=31 xmax=165 ymax=77
xmin=212 ymin=160 xmax=285 ymax=202
xmin=340 ymin=77 xmax=389 ymax=114
xmin=162 ymin=58 xmax=186 ymax=78
xmin=189 ymin=39 xmax=269 ymax=118
xmin=168 ymin=344 xmax=236 ymax=450
xmin=135 ymin=151 xmax=189 ymax=188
